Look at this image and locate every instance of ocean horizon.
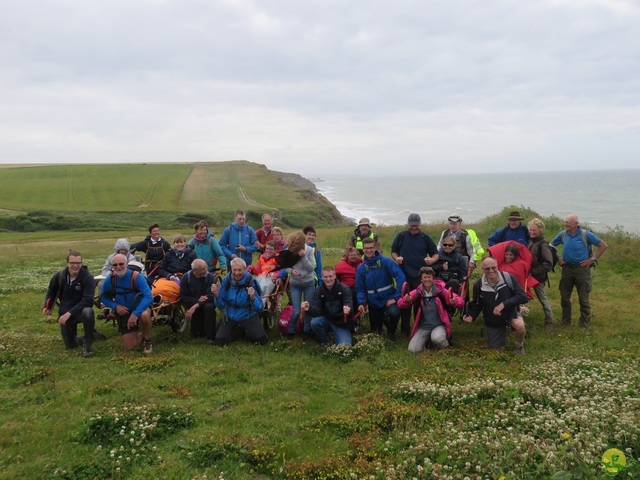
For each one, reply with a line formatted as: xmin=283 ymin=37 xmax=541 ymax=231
xmin=313 ymin=169 xmax=640 ymax=234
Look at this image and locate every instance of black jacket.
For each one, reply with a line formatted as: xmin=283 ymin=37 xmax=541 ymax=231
xmin=43 ymin=266 xmax=95 ymax=316
xmin=308 ymin=281 xmax=353 ymax=325
xmin=467 ymin=272 xmax=529 ymax=328
xmin=179 ymin=270 xmax=217 ymax=309
xmin=158 ymin=249 xmax=198 ymax=279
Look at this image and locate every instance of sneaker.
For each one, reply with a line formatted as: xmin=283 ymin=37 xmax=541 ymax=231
xmin=515 ymin=343 xmax=525 ymax=355
xmin=143 ymin=338 xmax=153 ymax=355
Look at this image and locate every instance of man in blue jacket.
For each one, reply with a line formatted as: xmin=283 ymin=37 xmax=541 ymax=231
xmin=356 ymin=237 xmax=406 ymax=338
xmin=487 ymin=211 xmax=530 ymax=247
xmin=211 ymin=258 xmax=268 ymax=346
xmin=100 ymin=254 xmax=154 ymax=353
xmin=219 ymin=209 xmax=259 ymax=265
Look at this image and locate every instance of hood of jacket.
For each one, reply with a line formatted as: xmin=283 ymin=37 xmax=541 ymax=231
xmin=114 ymin=238 xmax=130 ymax=252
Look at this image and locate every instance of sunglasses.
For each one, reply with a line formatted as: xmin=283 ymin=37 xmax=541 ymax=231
xmin=442 ymin=243 xmax=455 ymax=247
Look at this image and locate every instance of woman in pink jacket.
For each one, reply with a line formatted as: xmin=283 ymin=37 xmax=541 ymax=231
xmin=398 ymin=266 xmax=463 ymax=353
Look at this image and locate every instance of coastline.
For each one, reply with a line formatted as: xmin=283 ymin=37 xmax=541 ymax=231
xmin=312 ymin=169 xmax=640 ymax=233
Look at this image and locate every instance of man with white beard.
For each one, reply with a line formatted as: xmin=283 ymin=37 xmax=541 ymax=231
xmin=100 ymin=254 xmax=154 ymax=353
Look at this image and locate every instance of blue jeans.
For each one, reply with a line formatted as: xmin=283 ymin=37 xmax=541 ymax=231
xmin=310 ymin=316 xmax=352 ymax=345
xmin=289 ymin=282 xmax=316 ymax=334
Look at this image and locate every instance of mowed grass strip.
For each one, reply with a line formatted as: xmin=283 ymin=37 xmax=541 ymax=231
xmin=0 ymin=164 xmax=192 ymax=211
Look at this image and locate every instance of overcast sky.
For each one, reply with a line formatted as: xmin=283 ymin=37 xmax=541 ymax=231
xmin=1 ymin=0 xmax=639 ymax=176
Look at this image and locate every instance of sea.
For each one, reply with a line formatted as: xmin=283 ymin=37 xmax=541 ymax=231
xmin=313 ymin=169 xmax=640 ymax=234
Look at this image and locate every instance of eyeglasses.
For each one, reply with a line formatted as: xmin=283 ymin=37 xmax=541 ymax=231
xmin=442 ymin=243 xmax=455 ymax=247
xmin=112 ymin=262 xmax=126 ymax=267
xmin=482 ymin=266 xmax=498 ymax=271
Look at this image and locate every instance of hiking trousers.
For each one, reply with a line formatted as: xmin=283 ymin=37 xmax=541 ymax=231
xmin=60 ymin=307 xmax=95 ymax=349
xmin=559 ymin=264 xmax=592 ymax=325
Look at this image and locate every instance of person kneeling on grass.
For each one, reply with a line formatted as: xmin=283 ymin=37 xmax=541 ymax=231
xmin=211 ymin=258 xmax=268 ymax=346
xmin=100 ymin=254 xmax=154 ymax=354
xmin=302 ymin=266 xmax=353 ymax=346
xmin=43 ymin=251 xmax=96 ymax=358
xmin=398 ymin=267 xmax=463 ymax=353
xmin=462 ymin=257 xmax=529 ymax=355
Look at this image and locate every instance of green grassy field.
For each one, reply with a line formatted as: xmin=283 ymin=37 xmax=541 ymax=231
xmin=0 ymin=206 xmax=638 ymax=479
xmin=0 ymin=161 xmax=343 ymax=229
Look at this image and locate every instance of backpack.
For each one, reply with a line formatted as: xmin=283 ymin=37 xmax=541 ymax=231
xmin=394 ymin=230 xmax=432 ymax=255
xmin=561 ymin=229 xmax=593 ymax=260
xmin=223 ymin=274 xmax=255 ymax=292
xmin=110 ymin=270 xmax=140 ymax=299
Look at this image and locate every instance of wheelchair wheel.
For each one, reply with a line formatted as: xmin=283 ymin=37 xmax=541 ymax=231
xmin=170 ymin=304 xmax=189 ymax=334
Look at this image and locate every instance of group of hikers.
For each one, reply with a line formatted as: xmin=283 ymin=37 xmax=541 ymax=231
xmin=43 ymin=209 xmax=608 ymax=358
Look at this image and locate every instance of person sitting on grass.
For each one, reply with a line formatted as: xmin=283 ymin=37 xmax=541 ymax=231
xmin=210 ymin=258 xmax=268 ymax=346
xmin=463 ymin=257 xmax=529 ymax=355
xmin=180 ymin=259 xmax=218 ymax=343
xmin=43 ymin=251 xmax=96 ymax=358
xmin=303 ymin=266 xmax=353 ymax=346
xmin=100 ymin=254 xmax=154 ymax=354
xmin=432 ymin=235 xmax=468 ymax=295
xmin=102 ymin=238 xmax=137 ymax=276
xmin=130 ymin=223 xmax=171 ymax=280
xmin=247 ymin=241 xmax=279 ymax=276
xmin=397 ymin=267 xmax=463 ymax=353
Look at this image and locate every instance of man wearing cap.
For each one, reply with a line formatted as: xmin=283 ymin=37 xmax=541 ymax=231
xmin=487 ymin=211 xmax=531 ymax=247
xmin=437 ymin=214 xmax=479 ymax=272
xmin=348 ymin=217 xmax=382 ymax=255
xmin=391 ymin=213 xmax=439 ymax=335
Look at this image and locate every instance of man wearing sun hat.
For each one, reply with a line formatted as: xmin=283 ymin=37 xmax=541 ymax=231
xmin=348 ymin=217 xmax=382 ymax=255
xmin=487 ymin=210 xmax=531 ymax=247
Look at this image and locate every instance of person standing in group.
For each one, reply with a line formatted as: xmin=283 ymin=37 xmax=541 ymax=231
xmin=391 ymin=213 xmax=439 ymax=336
xmin=488 ymin=211 xmax=530 ymax=247
xmin=463 ymin=257 xmax=529 ymax=355
xmin=188 ymin=220 xmax=227 ymax=273
xmin=356 ymin=237 xmax=406 ymax=337
xmin=551 ymin=214 xmax=608 ymax=327
xmin=43 ymin=251 xmax=96 ymax=358
xmin=437 ymin=214 xmax=478 ymax=273
xmin=279 ymin=231 xmax=317 ymax=338
xmin=348 ymin=217 xmax=382 ymax=255
xmin=527 ymin=218 xmax=555 ymax=327
xmin=303 ymin=226 xmax=323 ymax=286
xmin=219 ymin=209 xmax=259 ymax=265
xmin=255 ymin=213 xmax=275 ymax=253
xmin=272 ymin=227 xmax=286 ymax=252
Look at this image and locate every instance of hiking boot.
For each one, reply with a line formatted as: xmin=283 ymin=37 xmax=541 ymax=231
xmin=561 ymin=319 xmax=571 ymax=327
xmin=93 ymin=330 xmax=107 ymax=341
xmin=142 ymin=338 xmax=153 ymax=355
xmin=81 ymin=347 xmax=94 ymax=358
xmin=514 ymin=343 xmax=525 ymax=356
xmin=76 ymin=336 xmax=84 ymax=347
xmin=545 ymin=322 xmax=554 ymax=329
xmin=579 ymin=320 xmax=590 ymax=328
